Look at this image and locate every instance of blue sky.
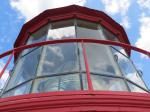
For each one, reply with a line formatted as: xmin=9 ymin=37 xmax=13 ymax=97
xmin=0 ymin=0 xmax=150 ymax=89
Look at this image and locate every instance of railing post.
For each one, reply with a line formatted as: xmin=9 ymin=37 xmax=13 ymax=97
xmin=81 ymin=41 xmax=93 ymax=91
xmin=0 ymin=51 xmax=14 ymax=78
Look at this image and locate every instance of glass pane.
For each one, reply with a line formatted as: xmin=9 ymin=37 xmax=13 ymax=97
xmin=28 ymin=25 xmax=48 ymax=44
xmin=47 ymin=26 xmax=75 ymax=40
xmin=85 ymin=43 xmax=121 ymax=76
xmin=32 ymin=74 xmax=81 ymax=93
xmin=91 ymin=75 xmax=128 ymax=91
xmin=112 ymin=47 xmax=135 ymax=76
xmin=76 ymin=20 xmax=105 ymax=40
xmin=33 ymin=76 xmax=59 ymax=93
xmin=112 ymin=46 xmax=129 ymax=57
xmin=38 ymin=43 xmax=79 ymax=76
xmin=47 ymin=19 xmax=75 ymax=40
xmin=5 ymin=47 xmax=41 ymax=90
xmin=77 ymin=19 xmax=98 ymax=30
xmin=127 ymin=81 xmax=147 ymax=93
xmin=102 ymin=26 xmax=119 ymax=41
xmin=22 ymin=24 xmax=48 ymax=56
xmin=2 ymin=81 xmax=32 ymax=98
xmin=51 ymin=19 xmax=74 ymax=29
xmin=112 ymin=47 xmax=147 ymax=89
xmin=59 ymin=74 xmax=81 ymax=91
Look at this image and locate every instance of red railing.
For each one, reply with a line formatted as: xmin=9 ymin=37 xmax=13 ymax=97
xmin=0 ymin=38 xmax=150 ymax=91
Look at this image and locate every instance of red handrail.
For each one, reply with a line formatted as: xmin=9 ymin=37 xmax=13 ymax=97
xmin=0 ymin=38 xmax=149 ymax=89
xmin=0 ymin=38 xmax=150 ymax=59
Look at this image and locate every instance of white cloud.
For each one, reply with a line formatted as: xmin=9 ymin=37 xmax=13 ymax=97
xmin=10 ymin=0 xmax=87 ymax=21
xmin=137 ymin=0 xmax=150 ymax=10
xmin=0 ymin=36 xmax=10 ymax=43
xmin=120 ymin=16 xmax=130 ymax=29
xmin=101 ymin=0 xmax=131 ymax=29
xmin=135 ymin=14 xmax=150 ymax=58
xmin=0 ymin=60 xmax=9 ymax=89
xmin=101 ymin=0 xmax=130 ymax=16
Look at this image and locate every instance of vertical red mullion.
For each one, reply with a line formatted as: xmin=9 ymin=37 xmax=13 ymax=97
xmin=81 ymin=41 xmax=93 ymax=91
xmin=0 ymin=51 xmax=14 ymax=78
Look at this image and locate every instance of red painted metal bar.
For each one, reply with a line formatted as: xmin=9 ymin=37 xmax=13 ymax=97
xmin=0 ymin=90 xmax=150 ymax=111
xmin=81 ymin=41 xmax=93 ymax=91
xmin=0 ymin=52 xmax=13 ymax=78
xmin=0 ymin=38 xmax=150 ymax=59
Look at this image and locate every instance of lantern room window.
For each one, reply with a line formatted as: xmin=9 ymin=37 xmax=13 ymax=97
xmin=2 ymin=19 xmax=148 ymax=98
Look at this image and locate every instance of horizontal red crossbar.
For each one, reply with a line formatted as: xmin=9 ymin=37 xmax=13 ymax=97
xmin=0 ymin=38 xmax=150 ymax=59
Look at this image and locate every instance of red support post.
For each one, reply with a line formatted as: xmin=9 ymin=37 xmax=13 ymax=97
xmin=0 ymin=51 xmax=14 ymax=78
xmin=81 ymin=41 xmax=93 ymax=91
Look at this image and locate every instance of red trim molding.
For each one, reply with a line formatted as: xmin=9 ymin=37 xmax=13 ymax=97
xmin=0 ymin=91 xmax=150 ymax=112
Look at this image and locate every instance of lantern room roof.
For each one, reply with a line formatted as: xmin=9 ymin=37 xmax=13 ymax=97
xmin=14 ymin=5 xmax=130 ymax=54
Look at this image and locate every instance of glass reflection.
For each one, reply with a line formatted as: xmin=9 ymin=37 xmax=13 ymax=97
xmin=59 ymin=74 xmax=81 ymax=91
xmin=91 ymin=75 xmax=128 ymax=91
xmin=2 ymin=81 xmax=32 ymax=98
xmin=102 ymin=26 xmax=119 ymax=41
xmin=76 ymin=19 xmax=105 ymax=40
xmin=38 ymin=43 xmax=79 ymax=76
xmin=127 ymin=81 xmax=147 ymax=93
xmin=22 ymin=25 xmax=47 ymax=56
xmin=48 ymin=26 xmax=75 ymax=39
xmin=76 ymin=20 xmax=121 ymax=76
xmin=33 ymin=74 xmax=81 ymax=93
xmin=48 ymin=19 xmax=75 ymax=40
xmin=6 ymin=47 xmax=41 ymax=90
xmin=27 ymin=25 xmax=48 ymax=44
xmin=112 ymin=47 xmax=147 ymax=89
xmin=34 ymin=77 xmax=59 ymax=92
xmin=85 ymin=43 xmax=120 ymax=76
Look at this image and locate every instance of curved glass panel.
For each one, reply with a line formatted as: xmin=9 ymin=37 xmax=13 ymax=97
xmin=47 ymin=19 xmax=75 ymax=40
xmin=111 ymin=47 xmax=147 ymax=89
xmin=47 ymin=26 xmax=75 ymax=40
xmin=5 ymin=47 xmax=42 ymax=90
xmin=91 ymin=75 xmax=128 ymax=91
xmin=76 ymin=19 xmax=105 ymax=40
xmin=76 ymin=20 xmax=121 ymax=76
xmin=85 ymin=43 xmax=121 ymax=76
xmin=102 ymin=26 xmax=119 ymax=41
xmin=27 ymin=25 xmax=48 ymax=44
xmin=2 ymin=81 xmax=32 ymax=98
xmin=127 ymin=81 xmax=147 ymax=93
xmin=22 ymin=25 xmax=48 ymax=56
xmin=37 ymin=43 xmax=79 ymax=76
xmin=32 ymin=74 xmax=81 ymax=93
